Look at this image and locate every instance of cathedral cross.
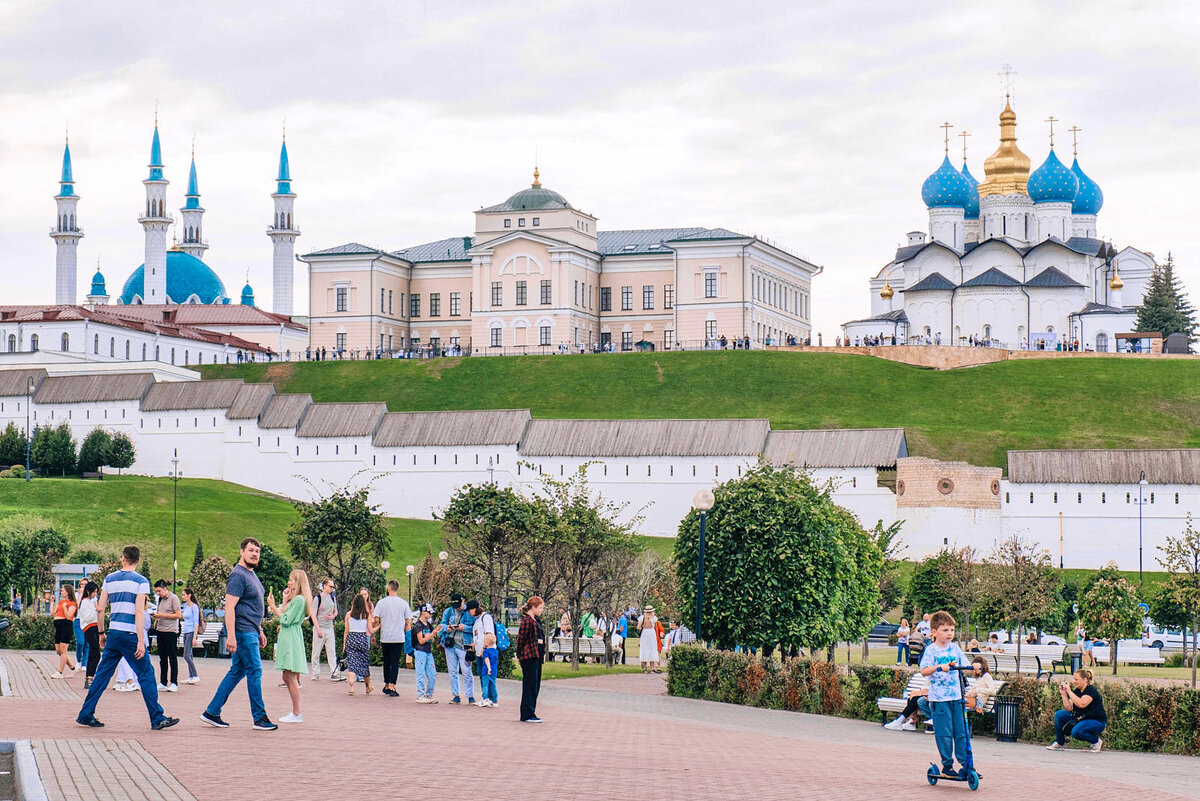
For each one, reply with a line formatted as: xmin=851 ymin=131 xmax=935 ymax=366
xmin=1068 ymin=125 xmax=1082 ymax=156
xmin=1045 ymin=115 xmax=1058 ymax=147
xmin=959 ymin=130 xmax=971 ymax=162
xmin=941 ymin=121 xmax=953 ymax=154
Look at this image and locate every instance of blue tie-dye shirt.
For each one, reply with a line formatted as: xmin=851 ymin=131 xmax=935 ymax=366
xmin=919 ymin=641 xmax=969 ymax=701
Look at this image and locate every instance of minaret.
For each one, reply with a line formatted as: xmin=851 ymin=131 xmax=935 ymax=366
xmin=178 ymin=141 xmax=208 ymax=260
xmin=50 ymin=136 xmax=83 ymax=305
xmin=86 ymin=260 xmax=109 ymax=307
xmin=267 ymin=133 xmax=298 ymax=316
xmin=139 ymin=120 xmax=172 ymax=303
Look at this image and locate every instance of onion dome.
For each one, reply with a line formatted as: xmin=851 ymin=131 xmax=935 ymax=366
xmin=880 ymin=278 xmax=894 ymax=299
xmin=960 ymin=163 xmax=980 ymax=219
xmin=1109 ymin=266 xmax=1124 ymax=290
xmin=1070 ymin=158 xmax=1103 ymax=215
xmin=241 ymin=282 xmax=255 ymax=306
xmin=90 ymin=270 xmax=106 ymax=296
xmin=978 ymin=99 xmax=1031 ymax=197
xmin=921 ymin=156 xmax=973 ymax=209
xmin=1028 ymin=149 xmax=1079 ymax=204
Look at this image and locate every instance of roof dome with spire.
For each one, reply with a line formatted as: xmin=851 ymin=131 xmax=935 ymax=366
xmin=118 ymin=250 xmax=229 ymax=305
xmin=921 ymin=156 xmax=973 ymax=209
xmin=185 ymin=157 xmax=201 ymax=208
xmin=240 ymin=281 xmax=255 ymax=307
xmin=1028 ymin=149 xmax=1079 ymax=204
xmin=90 ymin=270 xmax=106 ymax=296
xmin=960 ymin=163 xmax=980 ymax=219
xmin=1070 ymin=157 xmax=1103 ymax=215
xmin=978 ymin=99 xmax=1031 ymax=197
xmin=483 ymin=168 xmax=572 ymax=212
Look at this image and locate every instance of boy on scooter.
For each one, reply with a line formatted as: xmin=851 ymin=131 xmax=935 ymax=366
xmin=919 ymin=610 xmax=971 ymax=778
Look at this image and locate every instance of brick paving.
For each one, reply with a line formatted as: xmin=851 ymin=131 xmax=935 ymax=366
xmin=30 ymin=739 xmax=194 ymax=801
xmin=0 ymin=651 xmax=1197 ymax=801
xmin=1 ymin=652 xmax=79 ymax=701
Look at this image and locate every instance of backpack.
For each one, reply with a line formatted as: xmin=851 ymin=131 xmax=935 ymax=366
xmin=490 ymin=613 xmax=511 ymax=651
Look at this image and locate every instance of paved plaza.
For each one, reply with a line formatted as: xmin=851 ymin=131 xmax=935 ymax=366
xmin=0 ymin=650 xmax=1197 ymax=800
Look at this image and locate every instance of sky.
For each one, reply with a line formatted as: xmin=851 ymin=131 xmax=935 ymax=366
xmin=1 ymin=1 xmax=1198 ymax=338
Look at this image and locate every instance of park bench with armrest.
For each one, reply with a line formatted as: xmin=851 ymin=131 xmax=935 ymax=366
xmin=547 ymin=636 xmax=607 ymax=662
xmin=877 ymin=672 xmax=1006 ymax=724
xmin=1091 ymin=644 xmax=1164 ymax=665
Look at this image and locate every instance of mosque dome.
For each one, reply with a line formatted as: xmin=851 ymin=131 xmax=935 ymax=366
xmin=90 ymin=270 xmax=106 ymax=296
xmin=921 ymin=156 xmax=973 ymax=209
xmin=960 ymin=163 xmax=980 ymax=220
xmin=1028 ymin=150 xmax=1079 ymax=204
xmin=1070 ymin=158 xmax=1104 ymax=216
xmin=118 ymin=250 xmax=229 ymax=305
xmin=240 ymin=282 xmax=255 ymax=307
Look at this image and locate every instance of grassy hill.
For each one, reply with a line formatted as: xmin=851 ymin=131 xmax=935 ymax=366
xmin=201 ymin=351 xmax=1200 ymax=468
xmin=0 ymin=476 xmax=674 ymax=583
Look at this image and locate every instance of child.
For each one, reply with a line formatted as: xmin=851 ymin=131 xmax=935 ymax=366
xmin=918 ymin=610 xmax=970 ymax=778
xmin=478 ymin=632 xmax=499 ymax=708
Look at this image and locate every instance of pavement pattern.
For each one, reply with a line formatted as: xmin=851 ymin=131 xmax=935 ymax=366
xmin=0 ymin=650 xmax=1197 ymax=801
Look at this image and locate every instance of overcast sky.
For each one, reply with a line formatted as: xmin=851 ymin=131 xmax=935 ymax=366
xmin=2 ymin=1 xmax=1197 ymax=337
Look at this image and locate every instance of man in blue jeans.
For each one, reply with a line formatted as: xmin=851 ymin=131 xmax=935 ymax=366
xmin=76 ymin=545 xmax=179 ymax=730
xmin=202 ymin=537 xmax=276 ymax=731
xmin=440 ymin=593 xmax=475 ymax=704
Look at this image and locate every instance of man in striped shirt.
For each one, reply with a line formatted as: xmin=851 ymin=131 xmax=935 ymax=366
xmin=76 ymin=545 xmax=179 ymax=730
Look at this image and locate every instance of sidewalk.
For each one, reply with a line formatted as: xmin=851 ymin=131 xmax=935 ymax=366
xmin=1 ymin=650 xmax=1196 ymax=801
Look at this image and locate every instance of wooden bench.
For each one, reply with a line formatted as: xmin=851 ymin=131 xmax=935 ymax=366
xmin=81 ymin=471 xmax=103 ymax=480
xmin=547 ymin=636 xmax=607 ymax=662
xmin=877 ymin=672 xmax=1006 ymax=725
xmin=1092 ymin=643 xmax=1164 ymax=665
xmin=984 ymin=652 xmax=1049 ymax=679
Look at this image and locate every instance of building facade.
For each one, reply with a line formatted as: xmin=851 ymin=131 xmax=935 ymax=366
xmin=303 ymin=170 xmax=820 ymax=355
xmin=843 ymin=97 xmax=1158 ymax=351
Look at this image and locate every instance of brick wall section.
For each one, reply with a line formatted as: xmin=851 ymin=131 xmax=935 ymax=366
xmin=896 ymin=456 xmax=1001 ymax=509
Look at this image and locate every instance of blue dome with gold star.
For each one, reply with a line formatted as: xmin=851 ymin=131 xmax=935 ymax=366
xmin=1028 ymin=149 xmax=1079 ymax=204
xmin=921 ymin=156 xmax=973 ymax=209
xmin=118 ymin=250 xmax=230 ymax=305
xmin=1070 ymin=157 xmax=1103 ymax=215
xmin=960 ymin=163 xmax=980 ymax=220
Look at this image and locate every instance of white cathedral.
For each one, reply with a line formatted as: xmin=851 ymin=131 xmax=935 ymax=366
xmin=842 ymin=97 xmax=1157 ymax=352
xmin=1 ymin=124 xmax=307 ymax=364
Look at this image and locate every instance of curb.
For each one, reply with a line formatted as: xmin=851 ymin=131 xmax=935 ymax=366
xmin=0 ymin=655 xmax=10 ymax=697
xmin=10 ymin=740 xmax=49 ymax=801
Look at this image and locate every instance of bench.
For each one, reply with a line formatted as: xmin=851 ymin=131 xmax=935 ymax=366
xmin=1091 ymin=643 xmax=1164 ymax=665
xmin=81 ymin=471 xmax=103 ymax=480
xmin=984 ymin=652 xmax=1049 ymax=679
xmin=877 ymin=672 xmax=1006 ymax=725
xmin=547 ymin=636 xmax=607 ymax=662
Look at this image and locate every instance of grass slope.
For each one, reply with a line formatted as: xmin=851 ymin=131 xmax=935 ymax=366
xmin=201 ymin=352 xmax=1200 ymax=468
xmin=0 ymin=476 xmax=674 ymax=582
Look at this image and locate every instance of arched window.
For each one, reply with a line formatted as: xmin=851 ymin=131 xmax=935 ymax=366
xmin=109 ymin=337 xmax=115 ymax=357
xmin=142 ymin=343 xmax=147 ymax=360
xmin=183 ymin=350 xmax=189 ymax=365
xmin=155 ymin=345 xmax=160 ymax=361
xmin=1096 ymin=333 xmax=1109 ymax=352
xmin=170 ymin=348 xmax=175 ymax=364
xmin=125 ymin=340 xmax=130 ymax=360
xmin=287 ymin=213 xmax=292 ymax=228
xmin=61 ymin=333 xmax=69 ymax=351
xmin=7 ymin=334 xmax=15 ymax=352
xmin=69 ymin=214 xmax=75 ymax=230
xmin=93 ymin=334 xmax=99 ymax=354
xmin=30 ymin=334 xmax=39 ymax=351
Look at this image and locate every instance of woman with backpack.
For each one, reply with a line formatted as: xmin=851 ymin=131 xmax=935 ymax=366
xmin=180 ymin=588 xmax=203 ymax=684
xmin=517 ymin=596 xmax=546 ymax=723
xmin=343 ymin=593 xmax=377 ymax=695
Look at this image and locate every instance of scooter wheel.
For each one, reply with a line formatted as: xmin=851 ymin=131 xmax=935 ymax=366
xmin=967 ymin=771 xmax=980 ymax=791
xmin=927 ymin=765 xmax=939 ymax=786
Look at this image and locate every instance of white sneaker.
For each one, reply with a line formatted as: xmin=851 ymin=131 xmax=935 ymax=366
xmin=884 ymin=716 xmax=906 ymax=730
xmin=330 ymin=674 xmax=347 ymax=682
xmin=901 ymin=721 xmax=918 ymax=732
xmin=278 ymin=713 xmax=303 ymax=723
xmin=50 ymin=672 xmax=64 ymax=679
xmin=167 ymin=683 xmax=178 ymax=693
xmin=1090 ymin=739 xmax=1103 ymax=752
xmin=1046 ymin=742 xmax=1064 ymax=750
xmin=159 ymin=683 xmax=170 ymax=691
xmin=311 ymin=674 xmax=320 ymax=681
xmin=184 ymin=677 xmax=199 ymax=684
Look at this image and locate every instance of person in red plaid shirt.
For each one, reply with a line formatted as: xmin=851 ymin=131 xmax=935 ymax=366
xmin=517 ymin=596 xmax=546 ymax=723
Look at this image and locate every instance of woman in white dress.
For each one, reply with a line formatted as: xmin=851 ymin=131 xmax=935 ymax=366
xmin=638 ymin=606 xmax=662 ymax=674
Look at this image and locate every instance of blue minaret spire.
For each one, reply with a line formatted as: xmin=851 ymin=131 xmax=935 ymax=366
xmin=269 ymin=125 xmax=298 ymax=315
xmin=149 ymin=126 xmax=164 ymax=181
xmin=178 ymin=136 xmax=208 ymax=260
xmin=59 ymin=140 xmax=75 ymax=196
xmin=276 ymin=139 xmax=291 ymax=194
xmin=185 ymin=155 xmax=200 ymax=208
xmin=51 ymin=129 xmax=83 ymax=304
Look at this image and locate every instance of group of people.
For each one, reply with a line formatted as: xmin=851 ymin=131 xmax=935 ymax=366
xmin=883 ymin=609 xmax=1108 ymax=773
xmin=548 ymin=604 xmax=694 ymax=673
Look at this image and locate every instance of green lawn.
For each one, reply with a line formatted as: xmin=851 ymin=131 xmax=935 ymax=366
xmin=200 ymin=352 xmax=1200 ymax=468
xmin=0 ymin=475 xmax=673 ymax=583
xmin=515 ymin=661 xmax=645 ymax=680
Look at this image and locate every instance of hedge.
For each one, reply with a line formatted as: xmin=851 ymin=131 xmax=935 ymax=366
xmin=666 ymin=645 xmax=1200 ymax=756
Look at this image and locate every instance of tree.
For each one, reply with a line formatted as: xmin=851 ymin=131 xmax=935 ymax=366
xmin=1157 ymin=513 xmax=1200 ymax=687
xmin=70 ymin=548 xmax=113 ymax=565
xmin=77 ymin=428 xmax=112 ymax=474
xmin=980 ymin=535 xmax=1058 ymax=661
xmin=0 ymin=514 xmax=70 ymax=605
xmin=0 ymin=422 xmax=27 ymax=468
xmin=286 ymin=483 xmax=390 ymax=602
xmin=906 ymin=550 xmax=957 ymax=620
xmin=939 ymin=546 xmax=984 ymax=639
xmin=535 ymin=466 xmax=641 ymax=670
xmin=440 ymin=483 xmax=536 ymax=614
xmin=192 ymin=536 xmax=205 ymax=573
xmin=674 ymin=465 xmax=883 ymax=655
xmin=107 ymin=432 xmax=135 ymax=474
xmin=1135 ymin=254 xmax=1196 ymax=343
xmin=187 ymin=555 xmax=232 ymax=610
xmin=256 ymin=543 xmax=293 ymax=597
xmin=32 ymin=422 xmax=76 ymax=476
xmin=1080 ymin=574 xmax=1144 ymax=675
xmin=413 ymin=547 xmax=455 ymax=610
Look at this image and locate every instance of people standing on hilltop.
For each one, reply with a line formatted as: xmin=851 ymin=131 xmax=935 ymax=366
xmin=52 ymin=584 xmax=78 ymax=678
xmin=202 ymin=537 xmax=276 ymax=731
xmin=267 ymin=569 xmax=318 ymax=722
xmin=75 ymin=545 xmax=180 ymax=730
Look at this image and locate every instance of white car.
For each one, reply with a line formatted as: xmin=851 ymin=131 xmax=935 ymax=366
xmin=1144 ymin=626 xmax=1192 ymax=650
xmin=988 ymin=630 xmax=1066 ymax=646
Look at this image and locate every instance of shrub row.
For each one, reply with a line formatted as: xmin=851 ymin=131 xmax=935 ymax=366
xmin=666 ymin=645 xmax=1200 ymax=756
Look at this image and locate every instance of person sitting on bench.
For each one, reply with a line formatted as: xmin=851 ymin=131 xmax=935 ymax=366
xmin=964 ymin=657 xmax=1001 ymax=712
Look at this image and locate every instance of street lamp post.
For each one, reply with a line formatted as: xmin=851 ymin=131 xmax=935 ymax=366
xmin=692 ymin=489 xmax=715 ymax=642
xmin=1137 ymin=471 xmax=1149 ymax=583
xmin=406 ymin=564 xmax=415 ymax=605
xmin=25 ymin=377 xmax=34 ymax=481
xmin=169 ymin=451 xmax=183 ymax=587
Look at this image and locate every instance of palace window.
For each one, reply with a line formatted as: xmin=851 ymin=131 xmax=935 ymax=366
xmin=704 ymin=272 xmax=718 ymax=298
xmin=449 ymin=292 xmax=461 ymax=316
xmin=518 ymin=218 xmax=525 ymax=227
xmin=336 ymin=333 xmax=346 ymax=351
xmin=380 ymin=288 xmax=385 ymax=313
xmin=540 ymin=280 xmax=552 ymax=304
xmin=335 ymin=286 xmax=348 ymax=312
xmin=30 ymin=334 xmax=39 ymax=351
xmin=388 ymin=290 xmax=393 ymax=314
xmin=664 ymin=284 xmax=675 ymax=309
xmin=532 ymin=217 xmax=540 ymax=226
xmin=490 ymin=328 xmax=502 ymax=348
xmin=621 ymin=331 xmax=632 ymax=351
xmin=429 ymin=293 xmax=441 ymax=317
xmin=491 ymin=282 xmax=502 ymax=306
xmin=643 ymin=285 xmax=654 ymax=310
xmin=621 ymin=286 xmax=632 ymax=311
xmin=539 ymin=325 xmax=551 ymax=346
xmin=516 ymin=281 xmax=527 ymax=306
xmin=61 ymin=333 xmax=69 ymax=351
xmin=504 ymin=219 xmax=511 ymax=228
xmin=705 ymin=320 xmax=717 ymax=338
xmin=410 ymin=294 xmax=421 ymax=317
xmin=664 ymin=329 xmax=674 ymax=349
xmin=600 ymin=287 xmax=611 ymax=311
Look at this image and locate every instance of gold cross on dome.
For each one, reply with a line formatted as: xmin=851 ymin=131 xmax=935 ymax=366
xmin=959 ymin=130 xmax=971 ymax=162
xmin=1068 ymin=125 xmax=1082 ymax=156
xmin=941 ymin=121 xmax=953 ymax=154
xmin=1045 ymin=115 xmax=1058 ymax=147
xmin=998 ymin=64 xmax=1017 ymax=98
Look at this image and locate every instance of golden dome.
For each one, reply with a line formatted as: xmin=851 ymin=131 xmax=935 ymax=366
xmin=880 ymin=278 xmax=894 ymax=299
xmin=977 ymin=98 xmax=1031 ymax=198
xmin=1109 ymin=267 xmax=1124 ymax=290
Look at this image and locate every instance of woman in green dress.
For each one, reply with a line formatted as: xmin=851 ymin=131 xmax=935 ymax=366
xmin=267 ymin=570 xmax=318 ymax=723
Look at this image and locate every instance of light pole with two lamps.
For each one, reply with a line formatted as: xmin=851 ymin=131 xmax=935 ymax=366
xmin=1136 ymin=470 xmax=1149 ymax=583
xmin=169 ymin=451 xmax=183 ymax=587
xmin=691 ymin=489 xmax=715 ymax=642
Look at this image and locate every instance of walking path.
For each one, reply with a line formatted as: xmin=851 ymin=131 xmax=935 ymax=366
xmin=1 ymin=650 xmax=1196 ymax=800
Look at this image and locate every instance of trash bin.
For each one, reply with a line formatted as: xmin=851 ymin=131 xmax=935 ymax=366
xmin=216 ymin=628 xmax=228 ymax=658
xmin=995 ymin=695 xmax=1021 ymax=743
xmin=1069 ymin=651 xmax=1082 ymax=674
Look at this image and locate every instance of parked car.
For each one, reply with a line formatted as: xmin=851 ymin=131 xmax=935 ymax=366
xmin=868 ymin=618 xmax=900 ymax=643
xmin=988 ymin=629 xmax=1065 ymax=646
xmin=1144 ymin=625 xmax=1191 ymax=650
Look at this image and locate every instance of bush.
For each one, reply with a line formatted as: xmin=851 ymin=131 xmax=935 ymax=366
xmin=1164 ymin=651 xmax=1197 ymax=669
xmin=0 ymin=612 xmax=55 ymax=650
xmin=666 ymin=645 xmax=709 ymax=698
xmin=0 ymin=469 xmax=11 ymax=479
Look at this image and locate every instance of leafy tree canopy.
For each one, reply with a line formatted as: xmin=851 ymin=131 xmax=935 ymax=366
xmin=287 ymin=483 xmax=390 ymax=601
xmin=1080 ymin=575 xmax=1144 ymax=675
xmin=77 ymin=428 xmax=112 ymax=474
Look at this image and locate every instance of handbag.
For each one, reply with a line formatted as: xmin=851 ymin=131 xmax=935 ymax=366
xmin=465 ymin=644 xmax=476 ymax=663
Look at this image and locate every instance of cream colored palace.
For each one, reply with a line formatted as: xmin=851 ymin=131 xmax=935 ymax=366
xmin=302 ymin=169 xmax=820 ymax=355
